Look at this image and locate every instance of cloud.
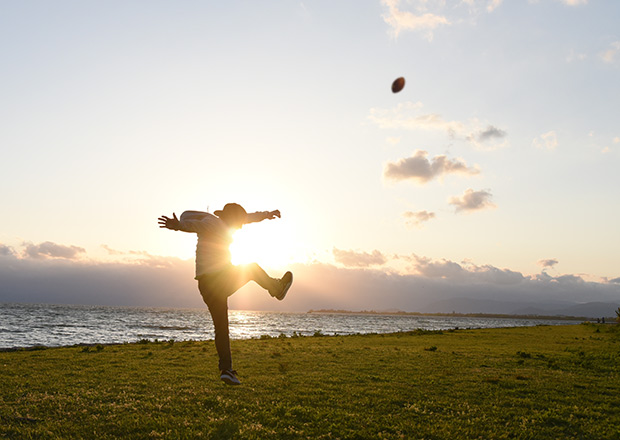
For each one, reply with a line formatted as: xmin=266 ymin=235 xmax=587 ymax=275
xmin=368 ymin=102 xmax=506 ymax=150
xmin=448 ymin=188 xmax=496 ymax=213
xmin=381 ymin=0 xmax=450 ymax=40
xmin=384 ymin=150 xmax=480 ymax=184
xmin=538 ymin=258 xmax=559 ymax=269
xmin=410 ymin=255 xmax=526 ymax=285
xmin=403 ymin=210 xmax=436 ymax=228
xmin=465 ymin=125 xmax=508 ymax=150
xmin=333 ymin=248 xmax=387 ymax=268
xmin=558 ymin=0 xmax=587 ymax=5
xmin=230 ymin=260 xmax=620 ymax=315
xmin=601 ymin=41 xmax=620 ymax=64
xmin=369 ymin=102 xmax=465 ymax=133
xmin=566 ymin=49 xmax=587 ymax=63
xmin=380 ymin=0 xmax=509 ymax=40
xmin=100 ymin=244 xmax=177 ymax=268
xmin=487 ymin=0 xmax=503 ymax=12
xmin=23 ymin=241 xmax=86 ymax=260
xmin=469 ymin=125 xmax=507 ymax=142
xmin=0 ymin=243 xmax=16 ymax=256
xmin=533 ymin=130 xmax=558 ymax=150
xmin=1 ymin=243 xmax=619 ymax=316
xmin=0 ymin=248 xmax=198 ymax=308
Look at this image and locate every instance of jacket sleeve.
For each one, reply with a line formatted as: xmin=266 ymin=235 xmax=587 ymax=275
xmin=178 ymin=211 xmax=217 ymax=234
xmin=246 ymin=211 xmax=270 ymax=224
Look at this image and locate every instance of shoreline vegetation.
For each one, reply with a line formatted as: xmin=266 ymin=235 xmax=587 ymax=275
xmin=1 ymin=324 xmax=619 ymax=439
xmin=306 ymin=308 xmax=602 ymax=321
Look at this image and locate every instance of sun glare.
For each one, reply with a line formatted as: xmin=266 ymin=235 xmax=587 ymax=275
xmin=229 ymin=222 xmax=298 ymax=269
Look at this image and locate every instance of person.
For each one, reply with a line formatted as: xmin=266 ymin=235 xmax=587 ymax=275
xmin=158 ymin=203 xmax=293 ymax=385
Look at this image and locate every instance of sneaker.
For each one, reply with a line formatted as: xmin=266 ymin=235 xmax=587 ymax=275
xmin=272 ymin=271 xmax=293 ymax=301
xmin=220 ymin=369 xmax=241 ymax=385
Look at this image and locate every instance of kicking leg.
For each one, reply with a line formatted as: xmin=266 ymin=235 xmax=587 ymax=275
xmin=240 ymin=262 xmax=278 ymax=292
xmin=241 ymin=263 xmax=293 ymax=300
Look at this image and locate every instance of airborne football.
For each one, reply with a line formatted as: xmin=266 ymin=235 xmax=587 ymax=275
xmin=391 ymin=77 xmax=405 ymax=93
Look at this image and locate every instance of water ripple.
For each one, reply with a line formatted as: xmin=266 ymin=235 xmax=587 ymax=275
xmin=0 ymin=302 xmax=581 ymax=349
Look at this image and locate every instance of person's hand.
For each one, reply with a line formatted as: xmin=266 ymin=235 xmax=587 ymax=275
xmin=158 ymin=213 xmax=180 ymax=230
xmin=267 ymin=210 xmax=281 ymax=220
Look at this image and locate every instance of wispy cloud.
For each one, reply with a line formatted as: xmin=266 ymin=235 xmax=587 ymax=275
xmin=333 ymin=248 xmax=387 ymax=268
xmin=601 ymin=41 xmax=620 ymax=64
xmin=533 ymin=130 xmax=558 ymax=150
xmin=380 ymin=0 xmax=508 ymax=40
xmin=486 ymin=0 xmax=503 ymax=12
xmin=380 ymin=0 xmax=450 ymax=40
xmin=566 ymin=49 xmax=587 ymax=63
xmin=558 ymin=0 xmax=588 ymax=5
xmin=403 ymin=210 xmax=436 ymax=228
xmin=369 ymin=102 xmax=507 ymax=150
xmin=448 ymin=188 xmax=496 ymax=213
xmin=101 ymin=244 xmax=176 ymax=268
xmin=384 ymin=150 xmax=480 ymax=184
xmin=369 ymin=102 xmax=464 ymax=133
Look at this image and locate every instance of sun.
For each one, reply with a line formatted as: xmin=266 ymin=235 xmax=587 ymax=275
xmin=229 ymin=221 xmax=297 ymax=269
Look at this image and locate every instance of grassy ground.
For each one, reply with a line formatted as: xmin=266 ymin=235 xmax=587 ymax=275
xmin=1 ymin=324 xmax=619 ymax=439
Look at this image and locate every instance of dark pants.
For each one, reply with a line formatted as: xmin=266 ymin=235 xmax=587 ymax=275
xmin=197 ymin=263 xmax=275 ymax=372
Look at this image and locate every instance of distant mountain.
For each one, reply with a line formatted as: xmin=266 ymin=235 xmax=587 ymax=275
xmin=553 ymin=302 xmax=619 ymax=319
xmin=422 ymin=297 xmax=619 ymax=318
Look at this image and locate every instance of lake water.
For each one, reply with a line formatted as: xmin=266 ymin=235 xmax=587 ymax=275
xmin=0 ymin=302 xmax=583 ymax=349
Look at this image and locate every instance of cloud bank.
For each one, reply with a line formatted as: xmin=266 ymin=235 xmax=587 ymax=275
xmin=1 ymin=241 xmax=619 ymax=317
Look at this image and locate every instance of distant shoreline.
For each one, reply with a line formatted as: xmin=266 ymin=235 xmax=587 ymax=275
xmin=306 ymin=309 xmax=607 ymax=321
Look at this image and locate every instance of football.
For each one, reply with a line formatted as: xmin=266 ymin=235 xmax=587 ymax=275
xmin=391 ymin=77 xmax=405 ymax=93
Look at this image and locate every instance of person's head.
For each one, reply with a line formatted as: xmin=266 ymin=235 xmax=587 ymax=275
xmin=214 ymin=203 xmax=247 ymax=229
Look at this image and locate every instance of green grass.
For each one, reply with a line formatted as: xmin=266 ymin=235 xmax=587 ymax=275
xmin=1 ymin=324 xmax=619 ymax=439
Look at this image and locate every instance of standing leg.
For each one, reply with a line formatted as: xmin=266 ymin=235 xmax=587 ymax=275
xmin=198 ymin=276 xmax=232 ymax=372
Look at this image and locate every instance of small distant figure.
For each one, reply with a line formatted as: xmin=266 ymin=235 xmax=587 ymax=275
xmin=158 ymin=203 xmax=293 ymax=385
xmin=602 ymin=317 xmax=605 ymax=324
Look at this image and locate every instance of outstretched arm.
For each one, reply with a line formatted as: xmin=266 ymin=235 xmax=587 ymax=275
xmin=246 ymin=210 xmax=281 ymax=224
xmin=158 ymin=213 xmax=181 ymax=231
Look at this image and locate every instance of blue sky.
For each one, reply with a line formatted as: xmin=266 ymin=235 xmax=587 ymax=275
xmin=1 ymin=0 xmax=619 ymax=313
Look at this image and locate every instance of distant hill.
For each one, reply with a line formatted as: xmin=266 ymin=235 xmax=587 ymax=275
xmin=422 ymin=298 xmax=619 ymax=318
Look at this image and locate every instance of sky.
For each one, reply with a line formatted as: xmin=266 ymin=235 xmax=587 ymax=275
xmin=1 ymin=0 xmax=619 ymax=315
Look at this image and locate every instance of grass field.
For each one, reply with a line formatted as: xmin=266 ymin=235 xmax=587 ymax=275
xmin=1 ymin=323 xmax=619 ymax=439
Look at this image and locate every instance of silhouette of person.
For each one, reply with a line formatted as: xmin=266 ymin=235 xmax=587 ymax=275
xmin=158 ymin=203 xmax=293 ymax=385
